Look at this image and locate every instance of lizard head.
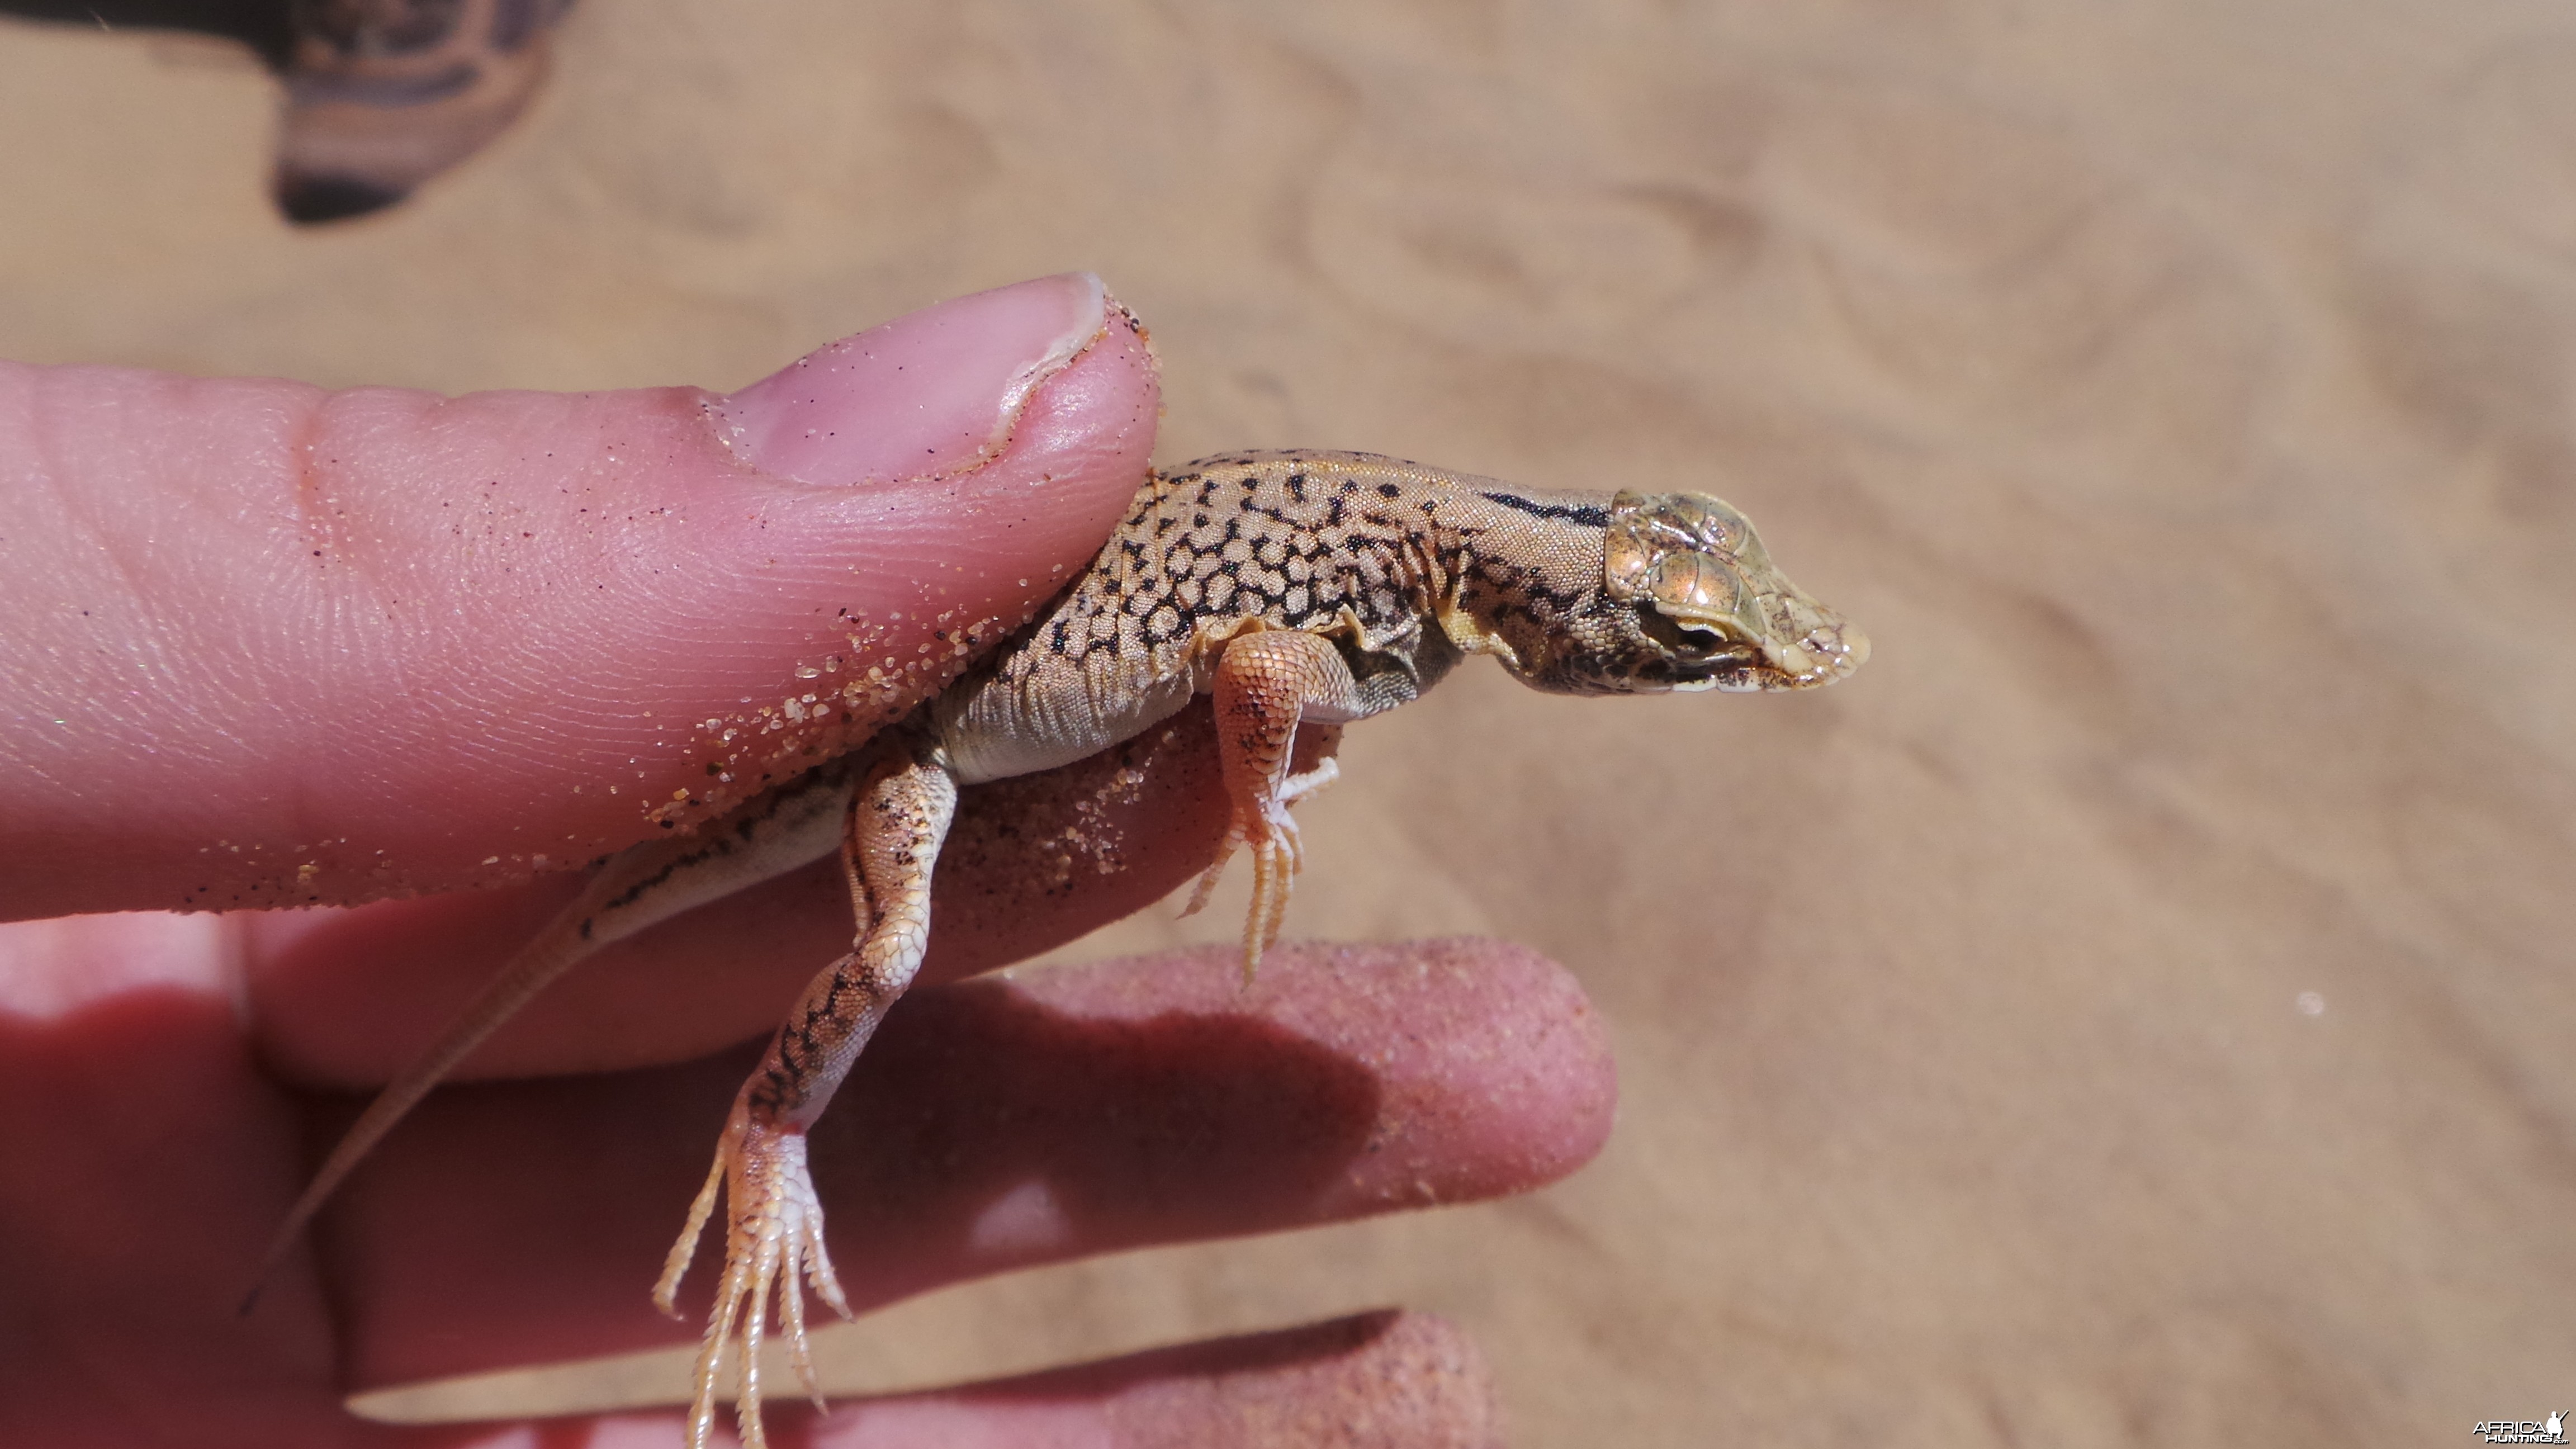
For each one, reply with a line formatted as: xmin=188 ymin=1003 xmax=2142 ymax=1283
xmin=1510 ymin=490 xmax=1869 ymax=695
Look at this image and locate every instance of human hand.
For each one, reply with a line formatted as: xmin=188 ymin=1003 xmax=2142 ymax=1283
xmin=0 ymin=275 xmax=1616 ymax=1446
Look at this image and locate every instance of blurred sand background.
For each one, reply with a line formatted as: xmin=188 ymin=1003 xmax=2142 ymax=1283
xmin=4 ymin=2 xmax=2573 ymax=1445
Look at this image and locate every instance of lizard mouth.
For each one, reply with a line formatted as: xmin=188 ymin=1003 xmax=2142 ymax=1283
xmin=1668 ymin=597 xmax=1869 ymax=693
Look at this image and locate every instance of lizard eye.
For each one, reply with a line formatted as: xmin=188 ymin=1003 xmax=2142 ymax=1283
xmin=1638 ymin=607 xmax=1729 ymax=658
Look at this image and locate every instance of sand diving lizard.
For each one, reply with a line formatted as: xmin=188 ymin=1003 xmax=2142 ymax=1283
xmin=257 ymin=448 xmax=1868 ymax=1448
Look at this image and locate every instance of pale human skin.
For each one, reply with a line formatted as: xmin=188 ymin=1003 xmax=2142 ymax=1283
xmin=0 ymin=277 xmax=1617 ymax=1446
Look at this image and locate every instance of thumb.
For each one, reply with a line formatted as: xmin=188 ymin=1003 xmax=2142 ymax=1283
xmin=0 ymin=273 xmax=1158 ymax=921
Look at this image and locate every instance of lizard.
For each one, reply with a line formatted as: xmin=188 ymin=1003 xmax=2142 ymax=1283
xmin=255 ymin=448 xmax=1868 ymax=1448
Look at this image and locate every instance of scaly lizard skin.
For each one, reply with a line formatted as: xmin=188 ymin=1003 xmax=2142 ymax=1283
xmin=258 ymin=449 xmax=1867 ymax=1448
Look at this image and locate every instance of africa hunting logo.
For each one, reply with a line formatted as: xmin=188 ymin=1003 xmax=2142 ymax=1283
xmin=2473 ymin=1412 xmax=2568 ymax=1445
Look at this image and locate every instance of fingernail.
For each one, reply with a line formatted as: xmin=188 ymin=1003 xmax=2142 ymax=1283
xmin=712 ymin=272 xmax=1109 ymax=486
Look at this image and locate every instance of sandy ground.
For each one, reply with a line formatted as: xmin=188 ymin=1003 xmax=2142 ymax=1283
xmin=5 ymin=2 xmax=2573 ymax=1445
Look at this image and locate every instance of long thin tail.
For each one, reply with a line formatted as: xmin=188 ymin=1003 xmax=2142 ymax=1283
xmin=242 ymin=760 xmax=863 ymax=1313
xmin=242 ymin=906 xmax=605 ymax=1311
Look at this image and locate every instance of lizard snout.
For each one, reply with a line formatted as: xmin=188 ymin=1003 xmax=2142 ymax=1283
xmin=1760 ymin=615 xmax=1869 ymax=685
xmin=1745 ymin=586 xmax=1868 ymax=689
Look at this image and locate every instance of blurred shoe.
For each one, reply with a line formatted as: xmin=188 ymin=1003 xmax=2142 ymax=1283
xmin=273 ymin=0 xmax=574 ymax=223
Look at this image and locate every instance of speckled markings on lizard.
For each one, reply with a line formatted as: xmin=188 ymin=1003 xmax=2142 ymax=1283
xmin=255 ymin=448 xmax=1868 ymax=1449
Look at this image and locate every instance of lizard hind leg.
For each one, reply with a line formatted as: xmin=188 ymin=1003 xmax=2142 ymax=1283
xmin=242 ymin=759 xmax=863 ymax=1314
xmin=656 ymin=733 xmax=957 ymax=1449
xmin=1181 ymin=631 xmax=1366 ymax=983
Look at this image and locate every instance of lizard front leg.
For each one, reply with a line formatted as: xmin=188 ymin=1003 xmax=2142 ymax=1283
xmin=654 ymin=728 xmax=958 ymax=1449
xmin=1180 ymin=628 xmax=1367 ymax=980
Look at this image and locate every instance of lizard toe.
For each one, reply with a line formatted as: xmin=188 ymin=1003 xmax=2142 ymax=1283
xmin=1180 ymin=819 xmax=1246 ymax=918
xmin=661 ymin=1112 xmax=848 ymax=1449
